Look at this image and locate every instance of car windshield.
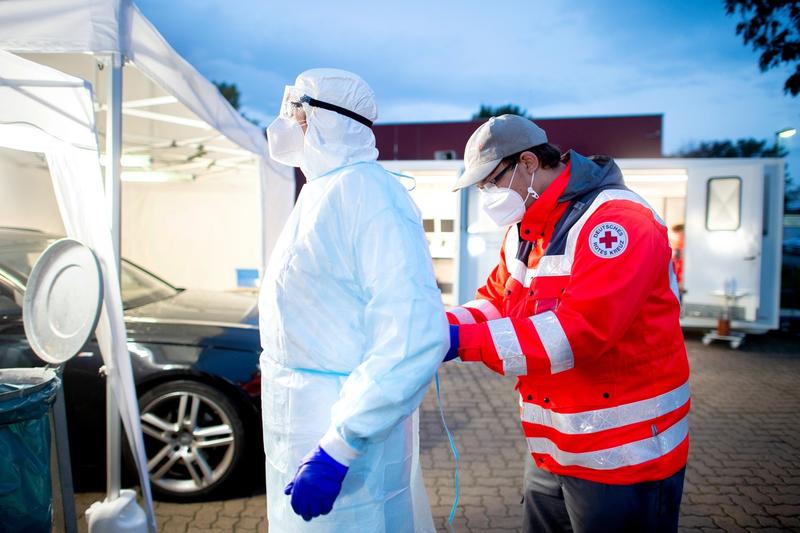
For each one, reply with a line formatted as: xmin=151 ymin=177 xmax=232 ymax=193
xmin=0 ymin=237 xmax=180 ymax=310
xmin=119 ymin=259 xmax=180 ymax=309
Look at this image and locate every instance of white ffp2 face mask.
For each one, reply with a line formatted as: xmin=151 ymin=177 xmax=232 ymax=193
xmin=479 ymin=164 xmax=540 ymax=227
xmin=267 ymin=116 xmax=305 ymax=167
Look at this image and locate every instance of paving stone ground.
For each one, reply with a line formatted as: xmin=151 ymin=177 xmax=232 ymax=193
xmin=73 ymin=331 xmax=800 ymax=532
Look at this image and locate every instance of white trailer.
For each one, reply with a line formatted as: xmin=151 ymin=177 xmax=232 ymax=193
xmin=383 ymin=157 xmax=784 ymax=335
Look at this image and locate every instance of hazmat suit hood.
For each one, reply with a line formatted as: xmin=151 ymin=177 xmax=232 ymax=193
xmin=295 ymin=68 xmax=379 ymax=179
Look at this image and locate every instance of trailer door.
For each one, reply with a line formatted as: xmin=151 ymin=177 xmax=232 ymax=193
xmin=683 ymin=164 xmax=763 ymax=322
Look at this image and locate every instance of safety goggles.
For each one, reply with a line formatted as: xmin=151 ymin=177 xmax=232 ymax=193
xmin=279 ymin=85 xmax=374 ymax=128
xmin=280 ymin=86 xmax=306 ymax=122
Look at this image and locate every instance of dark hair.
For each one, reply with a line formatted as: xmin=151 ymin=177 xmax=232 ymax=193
xmin=503 ymin=143 xmax=562 ymax=169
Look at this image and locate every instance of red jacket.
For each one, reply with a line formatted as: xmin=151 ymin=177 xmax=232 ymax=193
xmin=448 ymin=152 xmax=689 ymax=485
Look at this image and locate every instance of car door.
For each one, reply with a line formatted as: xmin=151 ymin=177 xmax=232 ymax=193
xmin=59 ymin=337 xmax=106 ymax=479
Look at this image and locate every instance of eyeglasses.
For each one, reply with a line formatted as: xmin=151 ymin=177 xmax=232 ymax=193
xmin=478 ymin=164 xmax=514 ymax=190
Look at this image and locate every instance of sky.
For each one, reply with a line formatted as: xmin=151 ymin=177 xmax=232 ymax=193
xmin=136 ymin=0 xmax=799 ymax=157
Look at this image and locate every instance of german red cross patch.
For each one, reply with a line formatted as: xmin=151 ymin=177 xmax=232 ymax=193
xmin=589 ymin=222 xmax=628 ymax=258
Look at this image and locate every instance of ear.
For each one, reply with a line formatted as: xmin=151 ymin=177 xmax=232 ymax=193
xmin=519 ymin=151 xmax=540 ymax=174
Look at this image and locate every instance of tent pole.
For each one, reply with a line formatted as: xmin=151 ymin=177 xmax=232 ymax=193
xmin=105 ymin=51 xmax=123 ymax=502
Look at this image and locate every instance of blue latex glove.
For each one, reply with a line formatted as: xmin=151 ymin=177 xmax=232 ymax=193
xmin=443 ymin=324 xmax=460 ymax=361
xmin=284 ymin=445 xmax=348 ymax=521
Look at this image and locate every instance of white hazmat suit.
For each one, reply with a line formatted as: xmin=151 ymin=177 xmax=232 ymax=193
xmin=259 ymin=68 xmax=447 ymax=532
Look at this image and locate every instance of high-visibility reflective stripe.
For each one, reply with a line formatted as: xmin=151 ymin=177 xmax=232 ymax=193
xmin=464 ymin=299 xmax=502 ymax=321
xmin=530 ymin=311 xmax=573 ymax=374
xmin=561 ymin=190 xmax=677 ymax=303
xmin=528 ymin=191 xmax=670 ymax=279
xmin=668 ymin=263 xmax=680 ymax=302
xmin=526 ymin=415 xmax=689 ymax=470
xmin=520 ymin=381 xmax=690 ymax=434
xmin=504 ymin=226 xmax=519 ymax=264
xmin=536 ymin=255 xmax=570 ymax=277
xmin=564 ymin=190 xmax=664 ymax=271
xmin=503 ymin=228 xmax=526 ymax=283
xmin=449 ymin=306 xmax=476 ymax=325
xmin=507 ymin=258 xmax=527 ymax=283
xmin=524 ymin=268 xmax=537 ymax=287
xmin=487 ymin=317 xmax=527 ymax=376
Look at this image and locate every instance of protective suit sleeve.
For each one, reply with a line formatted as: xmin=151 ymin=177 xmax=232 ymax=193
xmin=457 ymin=203 xmax=670 ymax=376
xmin=446 ymin=227 xmax=510 ymax=325
xmin=324 ymin=203 xmax=448 ymax=456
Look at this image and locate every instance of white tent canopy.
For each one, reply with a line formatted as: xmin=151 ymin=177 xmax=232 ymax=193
xmin=0 ymin=0 xmax=295 ymax=265
xmin=1 ymin=0 xmax=264 ymax=154
xmin=0 ymin=1 xmax=295 ymax=530
xmin=0 ymin=48 xmax=157 ymax=531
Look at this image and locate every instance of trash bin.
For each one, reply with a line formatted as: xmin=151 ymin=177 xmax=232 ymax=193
xmin=0 ymin=368 xmax=60 ymax=533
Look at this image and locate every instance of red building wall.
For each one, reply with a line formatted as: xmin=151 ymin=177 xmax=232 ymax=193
xmin=292 ymin=115 xmax=663 ymax=199
xmin=373 ymin=115 xmax=663 ymax=161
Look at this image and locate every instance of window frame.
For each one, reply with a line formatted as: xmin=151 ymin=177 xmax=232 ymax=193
xmin=705 ymin=176 xmax=742 ymax=232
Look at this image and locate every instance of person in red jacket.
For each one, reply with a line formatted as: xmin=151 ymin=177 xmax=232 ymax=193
xmin=670 ymin=223 xmax=686 ymax=295
xmin=444 ymin=115 xmax=689 ymax=533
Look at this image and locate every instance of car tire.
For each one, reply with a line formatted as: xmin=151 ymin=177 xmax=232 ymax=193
xmin=133 ymin=380 xmax=247 ymax=501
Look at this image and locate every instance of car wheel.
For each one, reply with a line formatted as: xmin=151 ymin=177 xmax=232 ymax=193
xmin=136 ymin=380 xmax=246 ymax=500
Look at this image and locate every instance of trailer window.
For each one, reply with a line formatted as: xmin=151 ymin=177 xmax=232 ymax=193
xmin=706 ymin=177 xmax=741 ymax=231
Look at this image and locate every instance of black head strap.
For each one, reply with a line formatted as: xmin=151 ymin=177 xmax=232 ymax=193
xmin=300 ymin=95 xmax=374 ymax=128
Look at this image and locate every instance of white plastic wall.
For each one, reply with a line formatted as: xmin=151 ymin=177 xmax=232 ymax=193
xmin=121 ymin=172 xmax=262 ymax=291
xmin=0 ymin=152 xmax=261 ymax=291
xmin=0 ymin=148 xmax=65 ymax=235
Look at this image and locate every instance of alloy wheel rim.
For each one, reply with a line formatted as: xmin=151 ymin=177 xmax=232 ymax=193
xmin=140 ymin=390 xmax=236 ymax=494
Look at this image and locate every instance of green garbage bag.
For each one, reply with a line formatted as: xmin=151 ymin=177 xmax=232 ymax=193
xmin=0 ymin=368 xmax=60 ymax=533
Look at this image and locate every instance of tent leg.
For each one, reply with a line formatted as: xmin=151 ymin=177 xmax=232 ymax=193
xmin=105 ymin=51 xmax=123 ymax=502
xmin=106 ymin=379 xmax=122 ymax=500
xmin=88 ymin=53 xmax=149 ymax=531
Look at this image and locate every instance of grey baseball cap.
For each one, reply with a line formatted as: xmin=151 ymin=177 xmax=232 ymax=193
xmin=452 ymin=114 xmax=548 ymax=191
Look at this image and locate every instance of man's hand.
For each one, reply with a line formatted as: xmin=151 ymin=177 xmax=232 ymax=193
xmin=284 ymin=445 xmax=348 ymax=521
xmin=443 ymin=324 xmax=460 ymax=362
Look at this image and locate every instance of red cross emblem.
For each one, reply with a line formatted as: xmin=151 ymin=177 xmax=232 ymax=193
xmin=589 ymin=222 xmax=628 ymax=258
xmin=599 ymin=231 xmax=618 ymax=249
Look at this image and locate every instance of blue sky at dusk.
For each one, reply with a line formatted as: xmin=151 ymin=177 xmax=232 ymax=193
xmin=137 ymin=0 xmax=798 ymax=157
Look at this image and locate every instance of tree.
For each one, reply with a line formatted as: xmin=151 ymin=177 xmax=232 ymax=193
xmin=213 ymin=81 xmax=241 ymax=110
xmin=213 ymin=81 xmax=260 ymax=126
xmin=472 ymin=104 xmax=530 ymax=120
xmin=675 ymin=137 xmax=799 ymax=212
xmin=675 ymin=138 xmax=786 ymax=158
xmin=724 ymin=0 xmax=800 ymax=96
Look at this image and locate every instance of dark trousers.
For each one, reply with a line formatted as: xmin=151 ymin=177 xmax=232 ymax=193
xmin=522 ymin=458 xmax=685 ymax=533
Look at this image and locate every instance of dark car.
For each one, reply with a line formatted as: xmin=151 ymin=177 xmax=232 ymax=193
xmin=0 ymin=228 xmax=263 ymax=500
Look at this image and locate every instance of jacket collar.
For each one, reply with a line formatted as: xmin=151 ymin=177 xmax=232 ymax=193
xmin=517 ymin=150 xmax=625 ymax=240
xmin=519 ymin=161 xmax=571 ymax=240
xmin=558 ymin=150 xmax=625 ymax=202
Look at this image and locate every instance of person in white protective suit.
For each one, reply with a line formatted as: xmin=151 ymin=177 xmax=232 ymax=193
xmin=260 ymin=68 xmax=448 ymax=532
